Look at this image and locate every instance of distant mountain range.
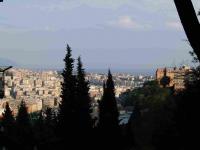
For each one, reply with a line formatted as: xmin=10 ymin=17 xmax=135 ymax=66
xmin=0 ymin=58 xmax=155 ymax=75
xmin=86 ymin=68 xmax=156 ymax=75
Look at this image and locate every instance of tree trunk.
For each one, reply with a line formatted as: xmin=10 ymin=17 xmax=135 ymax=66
xmin=174 ymin=0 xmax=200 ymax=60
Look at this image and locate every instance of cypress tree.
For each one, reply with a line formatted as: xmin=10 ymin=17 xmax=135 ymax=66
xmin=34 ymin=110 xmax=44 ymax=142
xmin=57 ymin=44 xmax=76 ymax=148
xmin=1 ymin=102 xmax=17 ymax=148
xmin=72 ymin=56 xmax=93 ymax=149
xmin=16 ymin=101 xmax=33 ymax=149
xmin=99 ymin=70 xmax=119 ymax=129
xmin=44 ymin=107 xmax=56 ymax=138
xmin=41 ymin=108 xmax=57 ymax=149
xmin=76 ymin=56 xmax=92 ymax=130
xmin=58 ymin=44 xmax=75 ymax=125
xmin=16 ymin=101 xmax=31 ymax=130
xmin=45 ymin=107 xmax=53 ymax=126
xmin=98 ymin=70 xmax=120 ymax=149
xmin=1 ymin=102 xmax=15 ymax=133
xmin=35 ymin=110 xmax=44 ymax=131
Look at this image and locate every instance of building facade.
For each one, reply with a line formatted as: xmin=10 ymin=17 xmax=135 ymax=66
xmin=156 ymin=65 xmax=192 ymax=91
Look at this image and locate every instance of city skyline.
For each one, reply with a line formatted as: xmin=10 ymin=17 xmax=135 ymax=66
xmin=0 ymin=0 xmax=200 ymax=70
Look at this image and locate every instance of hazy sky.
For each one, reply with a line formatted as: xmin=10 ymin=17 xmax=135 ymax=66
xmin=0 ymin=0 xmax=200 ymax=71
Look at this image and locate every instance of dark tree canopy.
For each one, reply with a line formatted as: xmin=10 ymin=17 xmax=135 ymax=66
xmin=97 ymin=70 xmax=122 ymax=150
xmin=127 ymin=81 xmax=178 ymax=150
xmin=98 ymin=70 xmax=119 ymax=130
xmin=57 ymin=44 xmax=95 ymax=150
xmin=1 ymin=102 xmax=15 ymax=130
xmin=16 ymin=101 xmax=31 ymax=128
xmin=76 ymin=56 xmax=92 ymax=130
xmin=174 ymin=1 xmax=200 ymax=148
xmin=175 ymin=66 xmax=200 ymax=149
xmin=16 ymin=101 xmax=33 ymax=149
xmin=58 ymin=44 xmax=76 ymax=136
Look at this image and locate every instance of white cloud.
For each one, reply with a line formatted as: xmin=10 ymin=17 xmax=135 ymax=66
xmin=107 ymin=16 xmax=151 ymax=30
xmin=165 ymin=21 xmax=183 ymax=31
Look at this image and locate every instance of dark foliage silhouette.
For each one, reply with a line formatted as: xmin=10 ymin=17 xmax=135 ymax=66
xmin=0 ymin=44 xmax=95 ymax=149
xmin=1 ymin=102 xmax=15 ymax=134
xmin=34 ymin=110 xmax=45 ymax=147
xmin=57 ymin=44 xmax=94 ymax=149
xmin=98 ymin=70 xmax=119 ymax=129
xmin=175 ymin=65 xmax=200 ymax=149
xmin=0 ymin=102 xmax=17 ymax=149
xmin=127 ymin=81 xmax=179 ymax=150
xmin=174 ymin=0 xmax=200 ymax=148
xmin=76 ymin=56 xmax=92 ymax=131
xmin=16 ymin=101 xmax=34 ymax=150
xmin=98 ymin=70 xmax=121 ymax=150
xmin=75 ymin=56 xmax=94 ymax=149
xmin=57 ymin=44 xmax=76 ymax=141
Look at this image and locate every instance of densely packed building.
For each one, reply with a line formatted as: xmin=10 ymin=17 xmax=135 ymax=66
xmin=156 ymin=65 xmax=192 ymax=91
xmin=87 ymin=73 xmax=154 ymax=101
xmin=0 ymin=68 xmax=61 ymax=116
xmin=0 ymin=68 xmax=154 ymax=116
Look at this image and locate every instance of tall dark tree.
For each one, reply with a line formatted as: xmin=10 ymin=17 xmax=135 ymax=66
xmin=45 ymin=107 xmax=53 ymax=126
xmin=99 ymin=70 xmax=119 ymax=129
xmin=16 ymin=101 xmax=33 ymax=149
xmin=174 ymin=1 xmax=200 ymax=149
xmin=1 ymin=102 xmax=15 ymax=133
xmin=1 ymin=102 xmax=17 ymax=149
xmin=16 ymin=101 xmax=31 ymax=130
xmin=41 ymin=108 xmax=58 ymax=149
xmin=57 ymin=44 xmax=76 ymax=148
xmin=44 ymin=107 xmax=56 ymax=138
xmin=72 ymin=56 xmax=93 ymax=149
xmin=175 ymin=65 xmax=200 ymax=150
xmin=98 ymin=70 xmax=120 ymax=149
xmin=34 ymin=110 xmax=45 ymax=146
xmin=126 ymin=81 xmax=179 ymax=150
xmin=76 ymin=56 xmax=92 ymax=130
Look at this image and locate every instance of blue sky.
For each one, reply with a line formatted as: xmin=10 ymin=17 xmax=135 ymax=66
xmin=0 ymin=0 xmax=200 ymax=72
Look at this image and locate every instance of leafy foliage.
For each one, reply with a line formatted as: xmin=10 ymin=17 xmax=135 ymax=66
xmin=76 ymin=56 xmax=92 ymax=130
xmin=1 ymin=102 xmax=15 ymax=132
xmin=16 ymin=101 xmax=34 ymax=149
xmin=98 ymin=70 xmax=119 ymax=129
xmin=175 ymin=65 xmax=200 ymax=149
xmin=127 ymin=81 xmax=179 ymax=150
xmin=98 ymin=70 xmax=121 ymax=150
xmin=121 ymin=81 xmax=172 ymax=108
xmin=58 ymin=44 xmax=76 ymax=137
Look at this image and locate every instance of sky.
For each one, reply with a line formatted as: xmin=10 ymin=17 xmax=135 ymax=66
xmin=0 ymin=0 xmax=200 ymax=73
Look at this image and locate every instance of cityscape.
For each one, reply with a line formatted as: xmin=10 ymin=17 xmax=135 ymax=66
xmin=0 ymin=68 xmax=154 ymax=118
xmin=0 ymin=0 xmax=199 ymax=150
xmin=0 ymin=65 xmax=191 ymax=121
